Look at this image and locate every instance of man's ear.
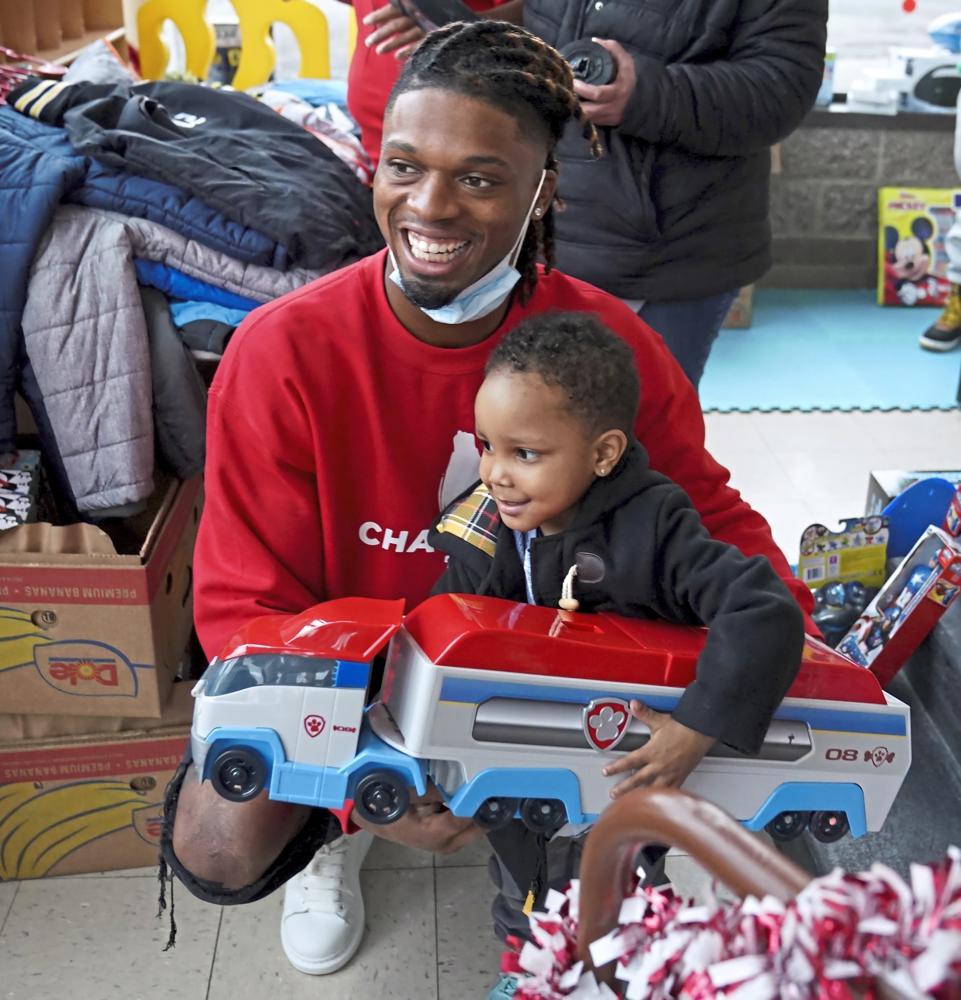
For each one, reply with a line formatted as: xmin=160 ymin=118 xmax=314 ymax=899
xmin=536 ymin=169 xmax=559 ymax=219
xmin=593 ymin=429 xmax=627 ymax=477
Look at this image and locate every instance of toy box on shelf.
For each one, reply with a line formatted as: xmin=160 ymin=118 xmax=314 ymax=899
xmin=797 ymin=517 xmax=889 ymax=646
xmin=0 ymin=476 xmax=201 ymax=718
xmin=837 ymin=525 xmax=961 ymax=688
xmin=878 ymin=187 xmax=961 ymax=307
xmin=866 ymin=468 xmax=961 ymax=514
xmin=0 ymin=682 xmax=191 ymax=881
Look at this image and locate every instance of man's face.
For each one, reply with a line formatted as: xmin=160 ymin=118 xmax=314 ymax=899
xmin=374 ymin=89 xmax=554 ymax=310
xmin=475 ymin=370 xmax=603 ymax=537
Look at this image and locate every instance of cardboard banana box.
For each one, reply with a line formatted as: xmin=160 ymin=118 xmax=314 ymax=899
xmin=0 ymin=476 xmax=201 ymax=718
xmin=0 ymin=683 xmax=192 ymax=881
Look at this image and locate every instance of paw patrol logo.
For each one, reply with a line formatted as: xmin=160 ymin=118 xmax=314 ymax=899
xmin=304 ymin=714 xmax=326 ymax=738
xmin=866 ymin=746 xmax=896 ymax=767
xmin=582 ymin=698 xmax=631 ymax=752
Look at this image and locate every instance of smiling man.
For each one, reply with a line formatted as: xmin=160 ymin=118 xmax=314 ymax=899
xmin=163 ymin=19 xmax=815 ymax=988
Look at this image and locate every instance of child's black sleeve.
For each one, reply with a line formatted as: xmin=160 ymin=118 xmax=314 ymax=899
xmin=645 ymin=488 xmax=805 ymax=755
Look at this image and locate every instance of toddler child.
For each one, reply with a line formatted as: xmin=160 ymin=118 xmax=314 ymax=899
xmin=428 ymin=311 xmax=806 ymax=947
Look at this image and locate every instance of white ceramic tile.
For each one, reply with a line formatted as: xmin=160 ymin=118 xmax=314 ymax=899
xmin=365 ymin=834 xmax=433 ymax=871
xmin=664 ymin=854 xmax=715 ymax=904
xmin=435 ymin=865 xmax=503 ymax=1000
xmin=704 ymin=412 xmax=772 ymax=457
xmin=434 ymin=833 xmax=493 ymax=869
xmin=753 ymin=411 xmax=882 ymax=455
xmin=0 ymin=875 xmax=220 ymax=1000
xmin=69 ymin=866 xmax=159 ymax=879
xmin=0 ymin=881 xmax=18 ymax=932
xmin=855 ymin=410 xmax=961 ymax=457
xmin=207 ymin=867 xmax=436 ymax=1000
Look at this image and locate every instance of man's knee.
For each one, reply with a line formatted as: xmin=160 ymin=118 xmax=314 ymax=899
xmin=166 ymin=763 xmax=314 ymax=894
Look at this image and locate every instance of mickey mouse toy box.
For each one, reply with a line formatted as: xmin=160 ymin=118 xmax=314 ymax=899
xmin=878 ymin=187 xmax=961 ymax=306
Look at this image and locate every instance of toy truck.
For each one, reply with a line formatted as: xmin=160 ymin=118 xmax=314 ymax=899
xmin=190 ymin=593 xmax=911 ymax=843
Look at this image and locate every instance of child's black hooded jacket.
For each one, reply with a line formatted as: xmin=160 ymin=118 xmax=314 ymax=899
xmin=429 ymin=442 xmax=805 ymax=755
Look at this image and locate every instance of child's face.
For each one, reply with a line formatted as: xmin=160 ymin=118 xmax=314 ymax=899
xmin=474 ymin=370 xmax=613 ymax=536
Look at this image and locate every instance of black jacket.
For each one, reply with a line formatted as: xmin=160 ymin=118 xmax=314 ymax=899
xmin=524 ymin=0 xmax=827 ymax=301
xmin=7 ymin=78 xmax=383 ymax=272
xmin=430 ymin=443 xmax=804 ymax=754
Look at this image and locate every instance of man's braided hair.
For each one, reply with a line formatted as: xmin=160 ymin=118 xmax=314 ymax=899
xmin=386 ymin=20 xmax=602 ymax=302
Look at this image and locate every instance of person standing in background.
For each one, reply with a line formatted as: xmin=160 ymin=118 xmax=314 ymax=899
xmin=361 ymin=0 xmax=827 ymax=388
xmin=336 ymin=0 xmax=512 ymax=165
xmin=919 ymin=91 xmax=961 ymax=353
xmin=523 ymin=0 xmax=828 ymax=388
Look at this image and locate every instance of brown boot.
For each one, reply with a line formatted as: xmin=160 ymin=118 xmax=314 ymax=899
xmin=920 ymin=283 xmax=961 ymax=351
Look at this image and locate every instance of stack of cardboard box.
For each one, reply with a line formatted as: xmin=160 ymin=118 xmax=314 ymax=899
xmin=0 ymin=476 xmax=201 ymax=881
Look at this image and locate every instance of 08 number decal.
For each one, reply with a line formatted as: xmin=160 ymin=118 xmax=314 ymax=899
xmin=825 ymin=748 xmax=858 ymax=762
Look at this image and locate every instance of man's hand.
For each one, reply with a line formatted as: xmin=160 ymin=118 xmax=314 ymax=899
xmin=572 ymin=38 xmax=637 ymax=128
xmin=350 ymin=782 xmax=484 ymax=854
xmin=602 ymin=700 xmax=715 ymax=797
xmin=363 ymin=3 xmax=425 ymax=59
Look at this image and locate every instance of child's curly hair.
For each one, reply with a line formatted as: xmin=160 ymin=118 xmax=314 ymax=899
xmin=486 ymin=312 xmax=640 ymax=435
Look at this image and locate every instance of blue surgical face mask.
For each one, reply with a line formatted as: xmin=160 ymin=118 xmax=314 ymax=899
xmin=388 ymin=170 xmax=547 ymax=326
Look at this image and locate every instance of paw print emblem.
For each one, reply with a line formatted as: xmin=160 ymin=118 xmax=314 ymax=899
xmin=303 ymin=714 xmax=326 ymax=738
xmin=865 ymin=746 xmax=895 ymax=767
xmin=582 ymin=698 xmax=631 ymax=752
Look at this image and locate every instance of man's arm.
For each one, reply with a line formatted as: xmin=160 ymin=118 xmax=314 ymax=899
xmin=194 ymin=338 xmax=327 ymax=659
xmin=579 ymin=0 xmax=827 ymax=157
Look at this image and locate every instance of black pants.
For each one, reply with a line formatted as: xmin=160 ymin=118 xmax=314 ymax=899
xmin=486 ymin=821 xmax=668 ymax=942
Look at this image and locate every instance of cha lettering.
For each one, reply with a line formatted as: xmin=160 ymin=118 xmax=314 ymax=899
xmin=358 ymin=521 xmax=434 ymax=554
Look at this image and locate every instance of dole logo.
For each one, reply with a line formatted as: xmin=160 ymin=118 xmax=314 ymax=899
xmin=133 ymin=806 xmax=164 ymax=845
xmin=34 ymin=641 xmax=137 ymax=698
xmin=304 ymin=715 xmax=326 ymax=738
xmin=583 ymin=698 xmax=631 ymax=752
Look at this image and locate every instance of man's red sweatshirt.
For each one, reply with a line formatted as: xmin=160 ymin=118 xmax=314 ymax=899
xmin=195 ymin=250 xmax=814 ymax=657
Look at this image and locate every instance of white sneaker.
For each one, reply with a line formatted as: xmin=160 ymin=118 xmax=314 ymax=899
xmin=280 ymin=830 xmax=373 ymax=975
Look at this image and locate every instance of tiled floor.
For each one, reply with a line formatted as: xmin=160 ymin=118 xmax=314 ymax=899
xmin=2 ymin=407 xmax=960 ymax=1000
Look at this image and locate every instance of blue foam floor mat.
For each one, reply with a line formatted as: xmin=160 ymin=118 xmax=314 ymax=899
xmin=699 ymin=289 xmax=961 ymax=413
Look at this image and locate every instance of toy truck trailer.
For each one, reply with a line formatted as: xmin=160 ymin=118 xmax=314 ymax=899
xmin=191 ymin=594 xmax=911 ymax=844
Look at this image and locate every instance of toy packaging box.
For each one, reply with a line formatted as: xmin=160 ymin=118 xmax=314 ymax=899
xmin=0 ymin=682 xmax=192 ymax=881
xmin=0 ymin=450 xmax=42 ymax=530
xmin=797 ymin=518 xmax=889 ymax=647
xmin=0 ymin=476 xmax=201 ymax=717
xmin=878 ymin=187 xmax=961 ymax=306
xmin=836 ymin=526 xmax=961 ymax=687
xmin=866 ymin=468 xmax=961 ymax=515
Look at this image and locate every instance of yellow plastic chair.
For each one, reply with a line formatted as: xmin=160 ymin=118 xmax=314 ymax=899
xmin=230 ymin=0 xmax=330 ymax=89
xmin=135 ymin=0 xmax=345 ymax=88
xmin=136 ymin=0 xmax=216 ymax=82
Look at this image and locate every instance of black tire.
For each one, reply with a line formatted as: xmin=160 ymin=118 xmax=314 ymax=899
xmin=354 ymin=770 xmax=410 ymax=825
xmin=765 ymin=811 xmax=811 ymax=842
xmin=210 ymin=746 xmax=268 ymax=803
xmin=520 ymin=798 xmax=567 ymax=834
xmin=474 ymin=797 xmax=519 ymax=830
xmin=809 ymin=810 xmax=850 ymax=843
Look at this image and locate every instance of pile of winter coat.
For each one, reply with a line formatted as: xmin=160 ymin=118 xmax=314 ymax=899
xmin=0 ymin=74 xmax=382 ymax=520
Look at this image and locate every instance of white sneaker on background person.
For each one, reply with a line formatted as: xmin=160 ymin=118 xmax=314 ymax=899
xmin=280 ymin=830 xmax=374 ymax=975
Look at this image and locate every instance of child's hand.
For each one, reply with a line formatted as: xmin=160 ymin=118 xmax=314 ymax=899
xmin=602 ymin=700 xmax=715 ymax=798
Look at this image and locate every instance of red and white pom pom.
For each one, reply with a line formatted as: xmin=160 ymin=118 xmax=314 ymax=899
xmin=507 ymin=846 xmax=961 ymax=999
